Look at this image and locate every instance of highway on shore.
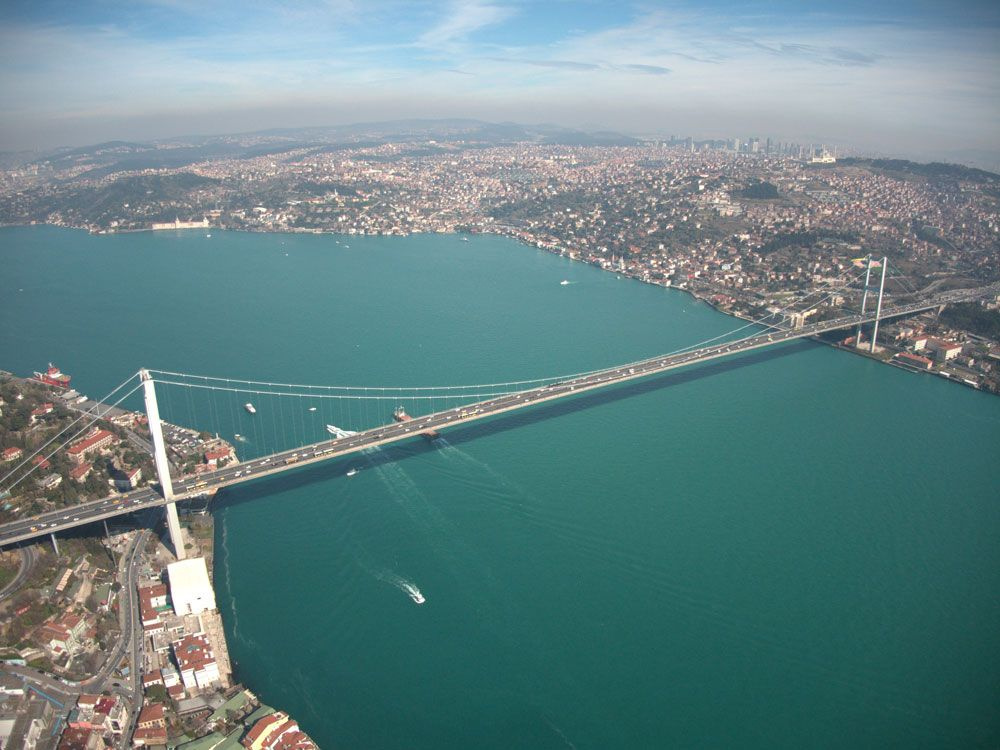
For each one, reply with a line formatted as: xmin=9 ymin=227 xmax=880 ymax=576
xmin=80 ymin=530 xmax=147 ymax=692
xmin=0 ymin=288 xmax=988 ymax=550
xmin=0 ymin=546 xmax=36 ymax=602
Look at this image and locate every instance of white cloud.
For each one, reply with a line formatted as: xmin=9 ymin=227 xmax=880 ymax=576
xmin=0 ymin=1 xmax=997 ymax=157
xmin=417 ymin=0 xmax=514 ymax=48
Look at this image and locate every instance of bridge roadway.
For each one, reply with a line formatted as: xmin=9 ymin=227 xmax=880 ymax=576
xmin=0 ymin=290 xmax=984 ymax=549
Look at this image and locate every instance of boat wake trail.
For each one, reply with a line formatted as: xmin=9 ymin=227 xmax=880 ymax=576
xmin=544 ymin=717 xmax=579 ymax=750
xmin=370 ymin=569 xmax=426 ymax=604
xmin=434 ymin=440 xmax=547 ymax=515
xmin=367 ymin=453 xmax=455 ymax=536
xmin=435 ymin=440 xmax=525 ymax=491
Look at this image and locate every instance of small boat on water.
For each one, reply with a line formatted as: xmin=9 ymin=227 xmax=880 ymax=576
xmin=234 ymin=433 xmax=245 ymax=442
xmin=402 ymin=582 xmax=425 ymax=604
xmin=560 ymin=279 xmax=570 ymax=286
xmin=307 ymin=406 xmax=317 ymax=412
xmin=327 ymin=424 xmax=358 ymax=438
xmin=244 ymin=403 xmax=256 ymax=414
xmin=346 ymin=467 xmax=359 ymax=477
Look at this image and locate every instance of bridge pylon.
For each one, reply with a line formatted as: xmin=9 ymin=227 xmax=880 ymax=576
xmin=140 ymin=369 xmax=185 ymax=560
xmin=869 ymin=256 xmax=888 ymax=354
xmin=855 ymin=254 xmax=873 ymax=347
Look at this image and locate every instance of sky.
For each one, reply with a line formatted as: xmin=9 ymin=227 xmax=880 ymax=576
xmin=1 ymin=0 xmax=998 ymax=161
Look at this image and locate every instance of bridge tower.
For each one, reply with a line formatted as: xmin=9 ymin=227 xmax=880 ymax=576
xmin=140 ymin=369 xmax=186 ymax=560
xmin=869 ymin=257 xmax=888 ymax=354
xmin=855 ymin=255 xmax=873 ymax=347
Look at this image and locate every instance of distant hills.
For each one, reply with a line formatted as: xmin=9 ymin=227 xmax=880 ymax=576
xmin=4 ymin=120 xmax=638 ymax=177
xmin=837 ymin=157 xmax=1000 ymax=184
xmin=1 ymin=120 xmax=995 ymax=183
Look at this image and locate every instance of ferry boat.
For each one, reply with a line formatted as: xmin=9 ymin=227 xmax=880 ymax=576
xmin=34 ymin=363 xmax=71 ymax=389
xmin=393 ymin=406 xmax=439 ymax=439
xmin=244 ymin=403 xmax=256 ymax=414
xmin=326 ymin=424 xmax=357 ymax=438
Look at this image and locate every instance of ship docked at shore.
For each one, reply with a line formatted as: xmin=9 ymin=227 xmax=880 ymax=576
xmin=34 ymin=363 xmax=72 ymax=388
xmin=393 ymin=406 xmax=440 ymax=439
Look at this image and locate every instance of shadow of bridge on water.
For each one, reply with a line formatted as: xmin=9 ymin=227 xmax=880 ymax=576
xmin=208 ymin=340 xmax=815 ymax=512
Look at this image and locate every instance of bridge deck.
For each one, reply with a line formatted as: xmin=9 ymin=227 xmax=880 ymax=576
xmin=0 ymin=291 xmax=982 ymax=548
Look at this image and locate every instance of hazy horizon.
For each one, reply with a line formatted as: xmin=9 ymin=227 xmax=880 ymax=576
xmin=1 ymin=1 xmax=998 ymax=166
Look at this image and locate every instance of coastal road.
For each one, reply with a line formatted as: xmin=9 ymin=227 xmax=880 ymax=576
xmin=1 ymin=663 xmax=79 ymax=710
xmin=82 ymin=530 xmax=148 ymax=692
xmin=90 ymin=529 xmax=147 ymax=745
xmin=0 ymin=287 xmax=992 ymax=550
xmin=0 ymin=545 xmax=36 ymax=603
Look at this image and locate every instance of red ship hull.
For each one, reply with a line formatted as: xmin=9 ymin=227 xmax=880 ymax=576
xmin=393 ymin=407 xmax=439 ymax=439
xmin=34 ymin=363 xmax=71 ymax=389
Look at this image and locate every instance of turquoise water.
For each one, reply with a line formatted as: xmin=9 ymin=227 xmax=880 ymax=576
xmin=2 ymin=226 xmax=998 ymax=748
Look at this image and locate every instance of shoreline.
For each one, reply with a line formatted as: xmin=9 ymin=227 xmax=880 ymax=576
xmin=3 ymin=222 xmax=994 ymax=396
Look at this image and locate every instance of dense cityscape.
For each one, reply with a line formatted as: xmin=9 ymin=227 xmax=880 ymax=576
xmin=2 ymin=0 xmax=1000 ymax=744
xmin=0 ymin=370 xmax=318 ymax=750
xmin=1 ymin=119 xmax=1000 ymax=748
xmin=3 ymin=123 xmax=1000 ymax=394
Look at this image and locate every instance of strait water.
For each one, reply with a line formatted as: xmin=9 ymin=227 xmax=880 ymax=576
xmin=1 ymin=225 xmax=999 ymax=748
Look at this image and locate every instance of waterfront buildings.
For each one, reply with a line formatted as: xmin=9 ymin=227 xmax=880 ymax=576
xmin=242 ymin=711 xmax=318 ymax=750
xmin=66 ymin=429 xmax=118 ymax=464
xmin=68 ymin=694 xmax=127 ymax=736
xmin=173 ymin=632 xmax=221 ymax=690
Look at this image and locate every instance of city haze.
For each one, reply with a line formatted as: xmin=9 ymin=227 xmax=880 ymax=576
xmin=1 ymin=0 xmax=999 ymax=166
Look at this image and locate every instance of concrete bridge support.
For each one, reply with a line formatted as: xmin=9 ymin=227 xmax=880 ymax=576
xmin=870 ymin=257 xmax=888 ymax=354
xmin=855 ymin=254 xmax=872 ymax=346
xmin=140 ymin=369 xmax=185 ymax=560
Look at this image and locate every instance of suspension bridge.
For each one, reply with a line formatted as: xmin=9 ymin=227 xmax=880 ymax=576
xmin=1 ymin=258 xmax=995 ymax=556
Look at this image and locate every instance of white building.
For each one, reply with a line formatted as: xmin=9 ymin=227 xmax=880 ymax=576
xmin=166 ymin=558 xmax=216 ymax=616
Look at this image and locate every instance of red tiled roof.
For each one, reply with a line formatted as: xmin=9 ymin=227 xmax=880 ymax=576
xmin=69 ymin=463 xmax=92 ymax=479
xmin=132 ymin=726 xmax=168 ymax=744
xmin=897 ymin=352 xmax=933 ymax=366
xmin=57 ymin=726 xmax=95 ymax=750
xmin=67 ymin=429 xmax=116 ymax=456
xmin=242 ymin=713 xmax=285 ymax=747
xmin=137 ymin=703 xmax=165 ymax=725
xmin=173 ymin=633 xmax=215 ymax=672
xmin=142 ymin=670 xmax=163 ymax=686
